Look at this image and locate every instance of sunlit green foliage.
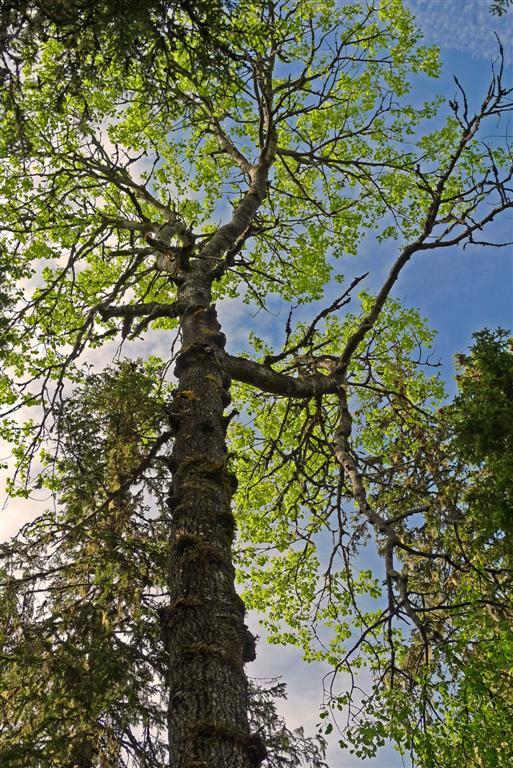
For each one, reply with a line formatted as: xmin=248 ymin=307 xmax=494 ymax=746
xmin=231 ymin=295 xmax=443 ymax=654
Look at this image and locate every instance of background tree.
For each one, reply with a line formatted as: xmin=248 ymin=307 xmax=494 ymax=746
xmin=0 ymin=0 xmax=230 ymax=98
xmin=0 ymin=1 xmax=512 ymax=766
xmin=0 ymin=361 xmax=172 ymax=766
xmin=449 ymin=328 xmax=513 ymax=541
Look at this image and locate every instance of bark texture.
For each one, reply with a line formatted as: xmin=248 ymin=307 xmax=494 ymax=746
xmin=163 ymin=268 xmax=264 ymax=768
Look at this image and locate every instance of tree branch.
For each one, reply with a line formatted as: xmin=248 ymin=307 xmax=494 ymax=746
xmin=98 ymin=301 xmax=183 ymax=321
xmin=225 ymin=353 xmax=339 ymax=398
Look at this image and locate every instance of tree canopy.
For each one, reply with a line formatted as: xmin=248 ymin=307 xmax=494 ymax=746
xmin=0 ymin=1 xmax=512 ymax=767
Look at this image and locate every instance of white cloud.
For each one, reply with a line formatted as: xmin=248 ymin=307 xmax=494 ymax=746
xmin=407 ymin=0 xmax=513 ymax=59
xmin=217 ymin=296 xmax=255 ymax=352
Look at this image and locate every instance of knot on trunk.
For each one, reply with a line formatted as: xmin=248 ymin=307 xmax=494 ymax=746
xmin=245 ymin=733 xmax=268 ymax=767
xmin=173 ymin=533 xmax=227 ymax=566
xmin=193 ymin=722 xmax=267 ymax=767
xmin=242 ymin=624 xmax=257 ymax=662
xmin=174 ymin=342 xmax=223 ymax=377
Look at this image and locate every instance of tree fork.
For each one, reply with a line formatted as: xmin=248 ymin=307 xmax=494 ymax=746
xmin=164 ymin=270 xmax=264 ymax=768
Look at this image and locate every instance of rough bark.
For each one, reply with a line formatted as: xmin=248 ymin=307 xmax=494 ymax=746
xmin=163 ymin=266 xmax=264 ymax=768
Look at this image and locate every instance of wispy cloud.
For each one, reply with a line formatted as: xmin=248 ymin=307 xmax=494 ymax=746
xmin=407 ymin=0 xmax=513 ymax=60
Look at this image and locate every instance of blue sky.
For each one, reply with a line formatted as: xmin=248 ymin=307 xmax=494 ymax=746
xmin=399 ymin=0 xmax=513 ymax=388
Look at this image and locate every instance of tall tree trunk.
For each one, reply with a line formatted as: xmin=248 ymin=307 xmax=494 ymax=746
xmin=163 ymin=267 xmax=264 ymax=768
